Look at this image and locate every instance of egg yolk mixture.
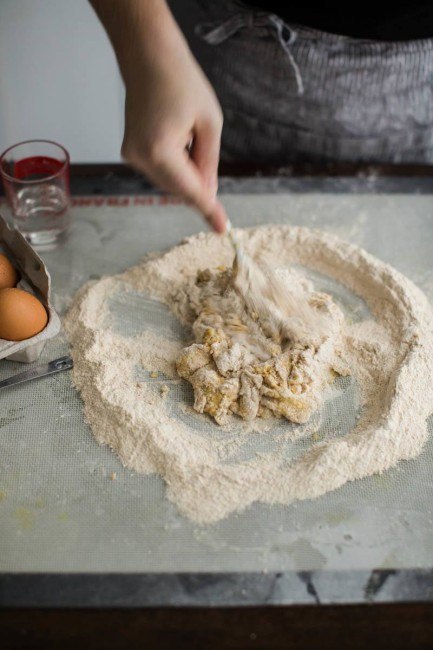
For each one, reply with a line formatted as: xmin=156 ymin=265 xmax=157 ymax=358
xmin=176 ymin=266 xmax=349 ymax=425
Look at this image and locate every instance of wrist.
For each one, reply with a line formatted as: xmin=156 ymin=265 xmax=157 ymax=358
xmin=90 ymin=0 xmax=192 ymax=84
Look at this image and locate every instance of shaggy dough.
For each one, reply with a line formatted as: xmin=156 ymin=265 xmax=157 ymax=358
xmin=176 ymin=265 xmax=348 ymax=425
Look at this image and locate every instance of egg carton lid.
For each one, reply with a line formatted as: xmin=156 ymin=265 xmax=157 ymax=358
xmin=0 ymin=214 xmax=61 ymax=363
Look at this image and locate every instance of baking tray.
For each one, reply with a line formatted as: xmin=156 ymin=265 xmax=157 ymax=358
xmin=0 ymin=177 xmax=433 ymax=607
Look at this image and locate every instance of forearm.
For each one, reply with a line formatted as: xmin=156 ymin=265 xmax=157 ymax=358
xmin=90 ymin=0 xmax=227 ymax=231
xmin=89 ymin=0 xmax=191 ymax=83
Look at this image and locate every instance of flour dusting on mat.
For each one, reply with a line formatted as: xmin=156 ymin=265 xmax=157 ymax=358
xmin=64 ymin=226 xmax=433 ymax=524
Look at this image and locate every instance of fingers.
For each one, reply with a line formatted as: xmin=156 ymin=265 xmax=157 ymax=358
xmin=144 ymin=145 xmax=215 ymax=212
xmin=191 ymin=117 xmax=227 ymax=232
xmin=191 ymin=117 xmax=221 ymax=199
xmin=124 ymin=131 xmax=227 ymax=233
xmin=206 ymin=198 xmax=227 ymax=234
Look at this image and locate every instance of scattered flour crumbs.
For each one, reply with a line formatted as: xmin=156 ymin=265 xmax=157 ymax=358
xmin=64 ymin=226 xmax=433 ymax=524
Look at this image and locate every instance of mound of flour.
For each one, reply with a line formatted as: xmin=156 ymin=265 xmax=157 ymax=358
xmin=64 ymin=225 xmax=433 ymax=524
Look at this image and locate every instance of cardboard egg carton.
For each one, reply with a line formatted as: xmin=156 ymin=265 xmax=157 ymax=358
xmin=0 ymin=214 xmax=61 ymax=363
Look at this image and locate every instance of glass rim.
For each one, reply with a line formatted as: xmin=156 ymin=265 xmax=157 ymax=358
xmin=0 ymin=139 xmax=70 ymax=185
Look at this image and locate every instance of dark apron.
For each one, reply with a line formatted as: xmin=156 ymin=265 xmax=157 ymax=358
xmin=170 ymin=0 xmax=433 ymax=164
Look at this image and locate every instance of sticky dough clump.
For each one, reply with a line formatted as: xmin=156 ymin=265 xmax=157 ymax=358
xmin=176 ymin=266 xmax=349 ymax=425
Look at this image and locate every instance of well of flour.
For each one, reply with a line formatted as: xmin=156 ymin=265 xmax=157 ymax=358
xmin=176 ymin=265 xmax=348 ymax=425
xmin=65 ymin=225 xmax=433 ymax=524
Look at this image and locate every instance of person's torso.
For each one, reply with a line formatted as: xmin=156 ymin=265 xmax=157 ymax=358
xmin=245 ymin=1 xmax=433 ymax=40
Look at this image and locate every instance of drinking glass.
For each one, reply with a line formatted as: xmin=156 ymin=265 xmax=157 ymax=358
xmin=0 ymin=140 xmax=70 ymax=247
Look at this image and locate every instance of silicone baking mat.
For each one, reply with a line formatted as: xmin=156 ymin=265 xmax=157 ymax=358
xmin=0 ymin=192 xmax=432 ymax=574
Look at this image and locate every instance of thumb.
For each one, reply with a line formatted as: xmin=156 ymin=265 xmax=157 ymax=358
xmin=191 ymin=118 xmax=221 ymax=202
xmin=190 ymin=120 xmax=227 ymax=233
xmin=132 ymin=144 xmax=227 ymax=232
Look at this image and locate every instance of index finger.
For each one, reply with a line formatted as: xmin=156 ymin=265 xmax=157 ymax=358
xmin=140 ymin=148 xmax=228 ymax=232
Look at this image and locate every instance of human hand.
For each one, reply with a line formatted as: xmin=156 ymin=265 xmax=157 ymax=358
xmin=91 ymin=0 xmax=227 ymax=232
xmin=121 ymin=23 xmax=227 ymax=231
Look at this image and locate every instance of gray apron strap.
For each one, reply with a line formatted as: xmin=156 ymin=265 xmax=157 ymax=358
xmin=195 ymin=12 xmax=305 ymax=95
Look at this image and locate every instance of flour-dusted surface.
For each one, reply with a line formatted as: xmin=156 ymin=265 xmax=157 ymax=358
xmin=65 ymin=225 xmax=433 ymax=524
xmin=2 ymin=191 xmax=433 ymax=580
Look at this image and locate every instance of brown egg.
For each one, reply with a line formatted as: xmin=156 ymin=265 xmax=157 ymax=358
xmin=0 ymin=254 xmax=18 ymax=289
xmin=0 ymin=288 xmax=48 ymax=341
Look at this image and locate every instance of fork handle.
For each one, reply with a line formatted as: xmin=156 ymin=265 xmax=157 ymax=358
xmin=0 ymin=356 xmax=73 ymax=391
